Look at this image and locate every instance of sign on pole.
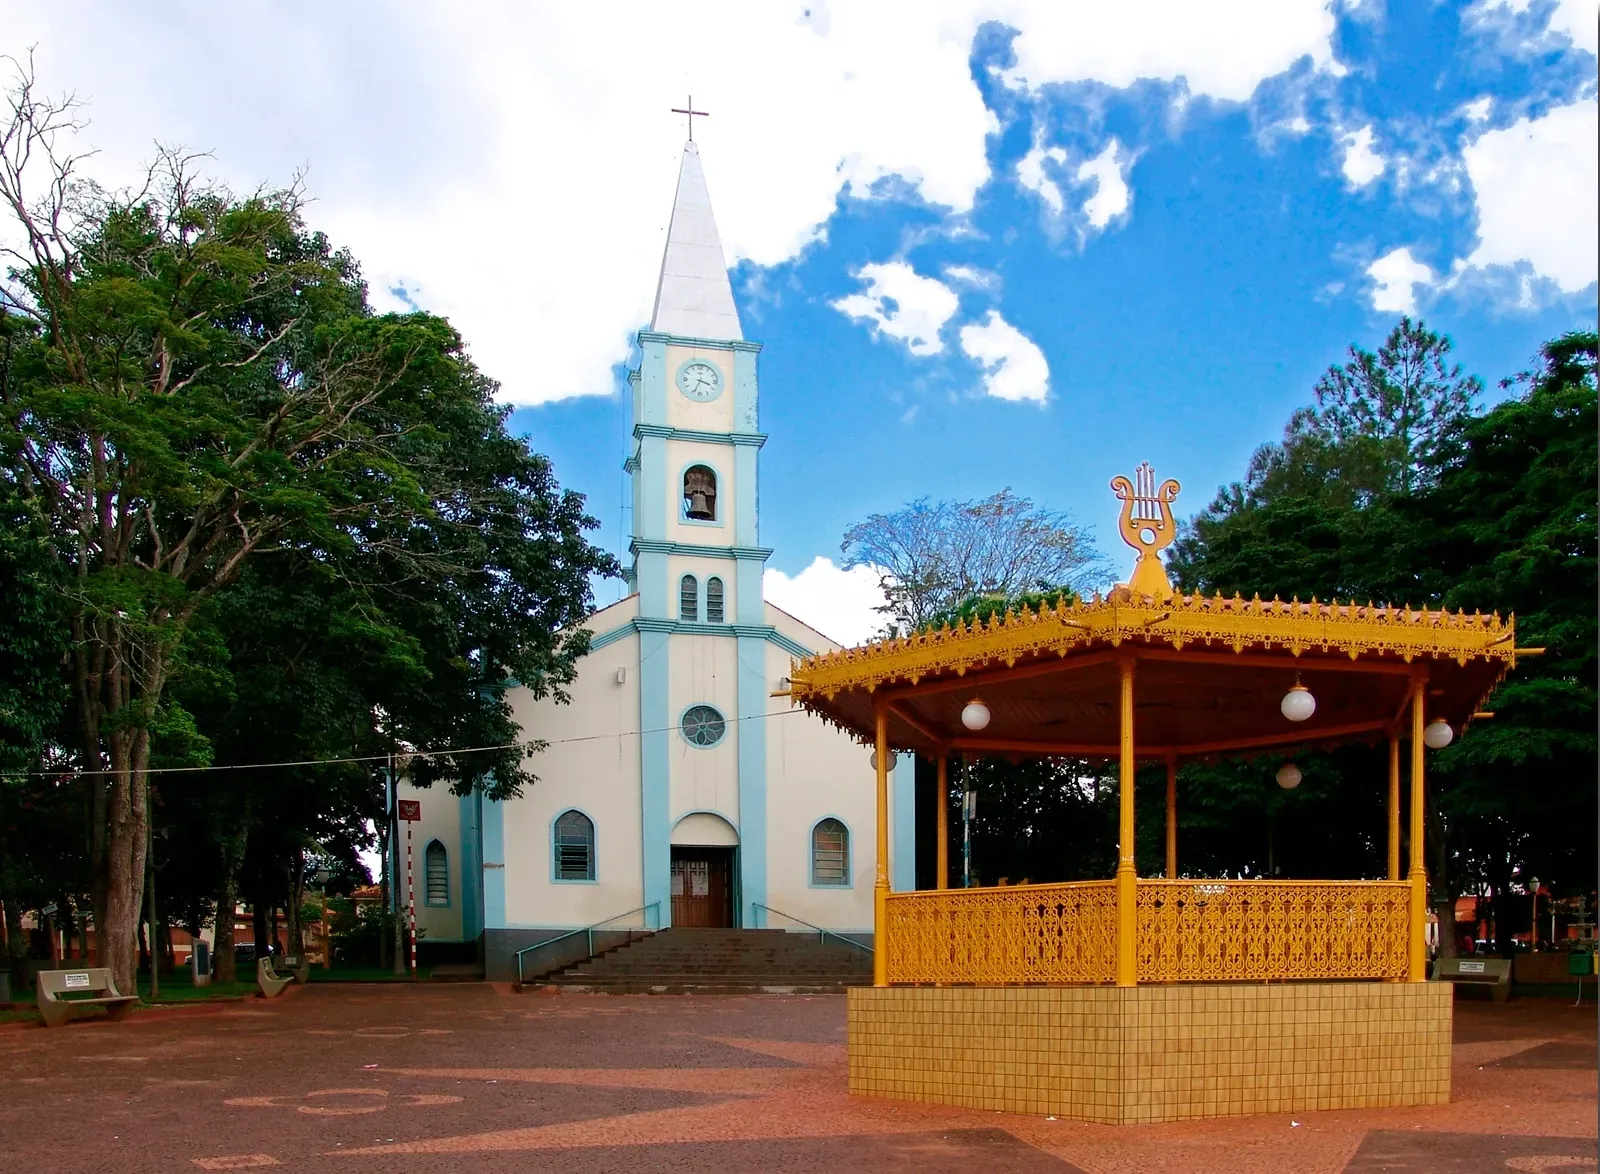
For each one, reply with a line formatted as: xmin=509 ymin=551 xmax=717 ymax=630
xmin=399 ymin=803 xmax=419 ymax=977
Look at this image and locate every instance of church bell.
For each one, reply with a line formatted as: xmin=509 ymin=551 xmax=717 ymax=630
xmin=684 ymin=466 xmax=717 ymax=521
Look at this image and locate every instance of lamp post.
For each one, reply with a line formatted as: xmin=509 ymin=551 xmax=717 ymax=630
xmin=1531 ymin=877 xmax=1540 ymax=951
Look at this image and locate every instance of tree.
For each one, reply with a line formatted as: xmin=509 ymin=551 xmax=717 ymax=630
xmin=1168 ymin=324 xmax=1595 ymax=953
xmin=1413 ymin=330 xmax=1597 ymax=950
xmin=0 ymin=67 xmax=615 ymax=991
xmin=841 ymin=489 xmax=1104 ymax=633
xmin=1226 ymin=316 xmax=1481 ymax=509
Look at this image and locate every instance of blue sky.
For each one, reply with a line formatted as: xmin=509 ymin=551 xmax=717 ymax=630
xmin=505 ymin=4 xmax=1596 ymax=636
xmin=11 ymin=0 xmax=1598 ymax=643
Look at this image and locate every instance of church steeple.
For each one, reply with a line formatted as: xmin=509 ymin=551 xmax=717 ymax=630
xmin=650 ymin=141 xmax=742 ymax=342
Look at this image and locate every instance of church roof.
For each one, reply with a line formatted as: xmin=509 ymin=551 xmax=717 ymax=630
xmin=650 ymin=141 xmax=743 ymax=342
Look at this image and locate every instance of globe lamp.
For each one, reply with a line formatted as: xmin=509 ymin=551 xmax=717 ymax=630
xmin=1423 ymin=719 xmax=1454 ymax=750
xmin=1276 ymin=763 xmax=1303 ymax=790
xmin=961 ymin=699 xmax=991 ymax=731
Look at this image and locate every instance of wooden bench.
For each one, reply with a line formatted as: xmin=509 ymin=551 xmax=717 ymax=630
xmin=1432 ymin=956 xmax=1511 ymax=1002
xmin=37 ymin=968 xmax=139 ymax=1028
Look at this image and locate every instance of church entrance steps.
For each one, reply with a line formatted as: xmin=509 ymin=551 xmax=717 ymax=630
xmin=525 ymin=927 xmax=873 ymax=994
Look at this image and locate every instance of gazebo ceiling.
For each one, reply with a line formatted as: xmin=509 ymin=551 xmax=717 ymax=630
xmin=787 ymin=591 xmax=1522 ymax=762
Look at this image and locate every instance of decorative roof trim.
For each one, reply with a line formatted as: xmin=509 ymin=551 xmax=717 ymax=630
xmin=789 ymin=589 xmax=1520 ymax=702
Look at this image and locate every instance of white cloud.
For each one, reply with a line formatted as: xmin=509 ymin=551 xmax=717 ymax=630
xmin=4 ymin=2 xmax=1341 ymax=405
xmin=1077 ymin=138 xmax=1135 ymax=228
xmin=1461 ymin=96 xmax=1494 ymax=122
xmin=958 ymin=311 xmax=1051 ymax=403
xmin=1017 ymin=143 xmax=1069 ymax=213
xmin=1461 ymin=99 xmax=1599 ymax=292
xmin=1468 ymin=0 xmax=1600 ymax=55
xmin=943 ymin=263 xmax=1001 ymax=291
xmin=1340 ymin=125 xmax=1386 ymax=186
xmin=832 ymin=262 xmax=960 ymax=356
xmin=994 ymin=2 xmax=1337 ymax=100
xmin=764 ymin=558 xmax=887 ymax=648
xmin=1366 ymin=247 xmax=1436 ymax=314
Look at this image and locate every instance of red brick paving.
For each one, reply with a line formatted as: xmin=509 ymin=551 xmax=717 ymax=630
xmin=0 ymin=984 xmax=1592 ymax=1173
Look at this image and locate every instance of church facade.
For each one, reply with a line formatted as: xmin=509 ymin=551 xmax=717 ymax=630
xmin=396 ymin=141 xmax=915 ymax=979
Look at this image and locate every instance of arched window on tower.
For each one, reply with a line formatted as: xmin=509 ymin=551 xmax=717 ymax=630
xmin=679 ymin=574 xmax=699 ymax=621
xmin=424 ymin=840 xmax=449 ymax=906
xmin=705 ymin=576 xmax=725 ymax=623
xmin=683 ymin=465 xmax=717 ymax=521
xmin=811 ymin=818 xmax=850 ymax=886
xmin=553 ymin=810 xmax=596 ymax=881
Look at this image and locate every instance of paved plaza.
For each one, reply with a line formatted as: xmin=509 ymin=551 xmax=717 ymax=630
xmin=0 ymin=984 xmax=1593 ymax=1173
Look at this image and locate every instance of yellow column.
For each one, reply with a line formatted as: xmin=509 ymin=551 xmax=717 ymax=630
xmin=1116 ymin=658 xmax=1137 ymax=987
xmin=874 ymin=701 xmax=890 ymax=987
xmin=1164 ymin=752 xmax=1178 ymax=880
xmin=1408 ymin=673 xmax=1428 ymax=982
xmin=935 ymin=752 xmax=950 ymax=890
xmin=1387 ymin=735 xmax=1401 ymax=882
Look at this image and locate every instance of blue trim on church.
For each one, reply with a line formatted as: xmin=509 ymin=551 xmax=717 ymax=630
xmin=481 ymin=794 xmax=506 ymax=931
xmin=736 ymin=634 xmax=768 ymax=927
xmin=638 ymin=627 xmax=672 ymax=923
xmin=893 ymin=752 xmax=916 ymax=892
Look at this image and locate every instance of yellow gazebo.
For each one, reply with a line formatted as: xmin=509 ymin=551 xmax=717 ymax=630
xmin=788 ymin=465 xmax=1531 ymax=1124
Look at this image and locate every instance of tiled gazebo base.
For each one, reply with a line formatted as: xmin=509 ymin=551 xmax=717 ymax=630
xmin=847 ymin=981 xmax=1451 ymax=1124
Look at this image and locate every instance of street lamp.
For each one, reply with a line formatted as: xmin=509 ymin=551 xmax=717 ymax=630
xmin=1531 ymin=877 xmax=1540 ymax=952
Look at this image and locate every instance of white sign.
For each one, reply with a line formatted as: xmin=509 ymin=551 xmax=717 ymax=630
xmin=63 ymin=972 xmax=91 ymax=988
xmin=1459 ymin=960 xmax=1485 ymax=974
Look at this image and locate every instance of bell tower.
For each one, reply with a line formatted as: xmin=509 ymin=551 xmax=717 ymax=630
xmin=626 ymin=136 xmax=772 ymax=927
xmin=626 ymin=138 xmax=766 ymax=619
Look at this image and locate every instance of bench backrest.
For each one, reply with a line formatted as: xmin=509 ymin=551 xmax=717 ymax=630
xmin=39 ymin=968 xmax=119 ymax=998
xmin=1436 ymin=957 xmax=1510 ymax=981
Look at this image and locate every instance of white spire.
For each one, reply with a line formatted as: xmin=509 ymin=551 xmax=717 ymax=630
xmin=650 ymin=141 xmax=742 ymax=341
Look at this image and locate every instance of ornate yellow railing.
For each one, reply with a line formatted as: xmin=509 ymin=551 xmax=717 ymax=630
xmin=1135 ymin=879 xmax=1410 ymax=982
xmin=882 ymin=878 xmax=1410 ymax=985
xmin=883 ymin=880 xmax=1117 ymax=985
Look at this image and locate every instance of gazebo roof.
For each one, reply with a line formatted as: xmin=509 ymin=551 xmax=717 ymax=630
xmin=787 ymin=589 xmax=1521 ymax=762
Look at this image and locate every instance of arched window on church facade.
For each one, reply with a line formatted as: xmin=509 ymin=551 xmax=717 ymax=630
xmin=424 ymin=840 xmax=449 ymax=906
xmin=811 ymin=818 xmax=849 ymax=887
xmin=553 ymin=810 xmax=596 ymax=881
xmin=705 ymin=576 xmax=725 ymax=623
xmin=683 ymin=465 xmax=717 ymax=521
xmin=679 ymin=574 xmax=698 ymax=621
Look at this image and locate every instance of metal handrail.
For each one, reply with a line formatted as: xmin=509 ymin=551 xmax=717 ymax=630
xmin=514 ymin=901 xmax=661 ymax=986
xmin=754 ymin=902 xmax=874 ymax=954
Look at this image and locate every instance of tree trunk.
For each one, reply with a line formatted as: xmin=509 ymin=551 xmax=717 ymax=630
xmin=213 ymin=839 xmax=242 ymax=984
xmin=1 ymin=889 xmax=25 ymax=985
xmin=286 ymin=856 xmax=304 ymax=960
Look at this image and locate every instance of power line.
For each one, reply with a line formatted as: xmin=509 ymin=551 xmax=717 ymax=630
xmin=2 ymin=705 xmax=816 ymax=780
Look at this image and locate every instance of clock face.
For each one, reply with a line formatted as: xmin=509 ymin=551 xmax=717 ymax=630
xmin=675 ymin=360 xmax=722 ymax=401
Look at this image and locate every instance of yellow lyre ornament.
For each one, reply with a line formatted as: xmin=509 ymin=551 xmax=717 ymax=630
xmin=1110 ymin=462 xmax=1181 ymax=601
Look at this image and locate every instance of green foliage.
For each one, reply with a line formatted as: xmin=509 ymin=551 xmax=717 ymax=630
xmin=0 ymin=72 xmax=617 ymax=979
xmin=922 ymin=586 xmax=1081 ymax=634
xmin=1168 ymin=324 xmax=1596 ymax=945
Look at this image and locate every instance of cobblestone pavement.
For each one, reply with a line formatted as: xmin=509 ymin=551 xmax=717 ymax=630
xmin=0 ymin=985 xmax=1592 ymax=1173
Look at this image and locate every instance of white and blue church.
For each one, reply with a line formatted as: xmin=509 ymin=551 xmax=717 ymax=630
xmin=398 ymin=139 xmax=916 ymax=979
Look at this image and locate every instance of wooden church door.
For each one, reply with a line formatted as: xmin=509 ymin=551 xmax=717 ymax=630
xmin=670 ymin=848 xmax=733 ymax=927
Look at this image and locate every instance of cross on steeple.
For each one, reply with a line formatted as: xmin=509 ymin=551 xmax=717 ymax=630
xmin=670 ymin=95 xmax=709 ymax=141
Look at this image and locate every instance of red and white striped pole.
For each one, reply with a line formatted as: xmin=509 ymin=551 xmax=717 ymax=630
xmin=406 ymin=824 xmax=417 ymax=977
